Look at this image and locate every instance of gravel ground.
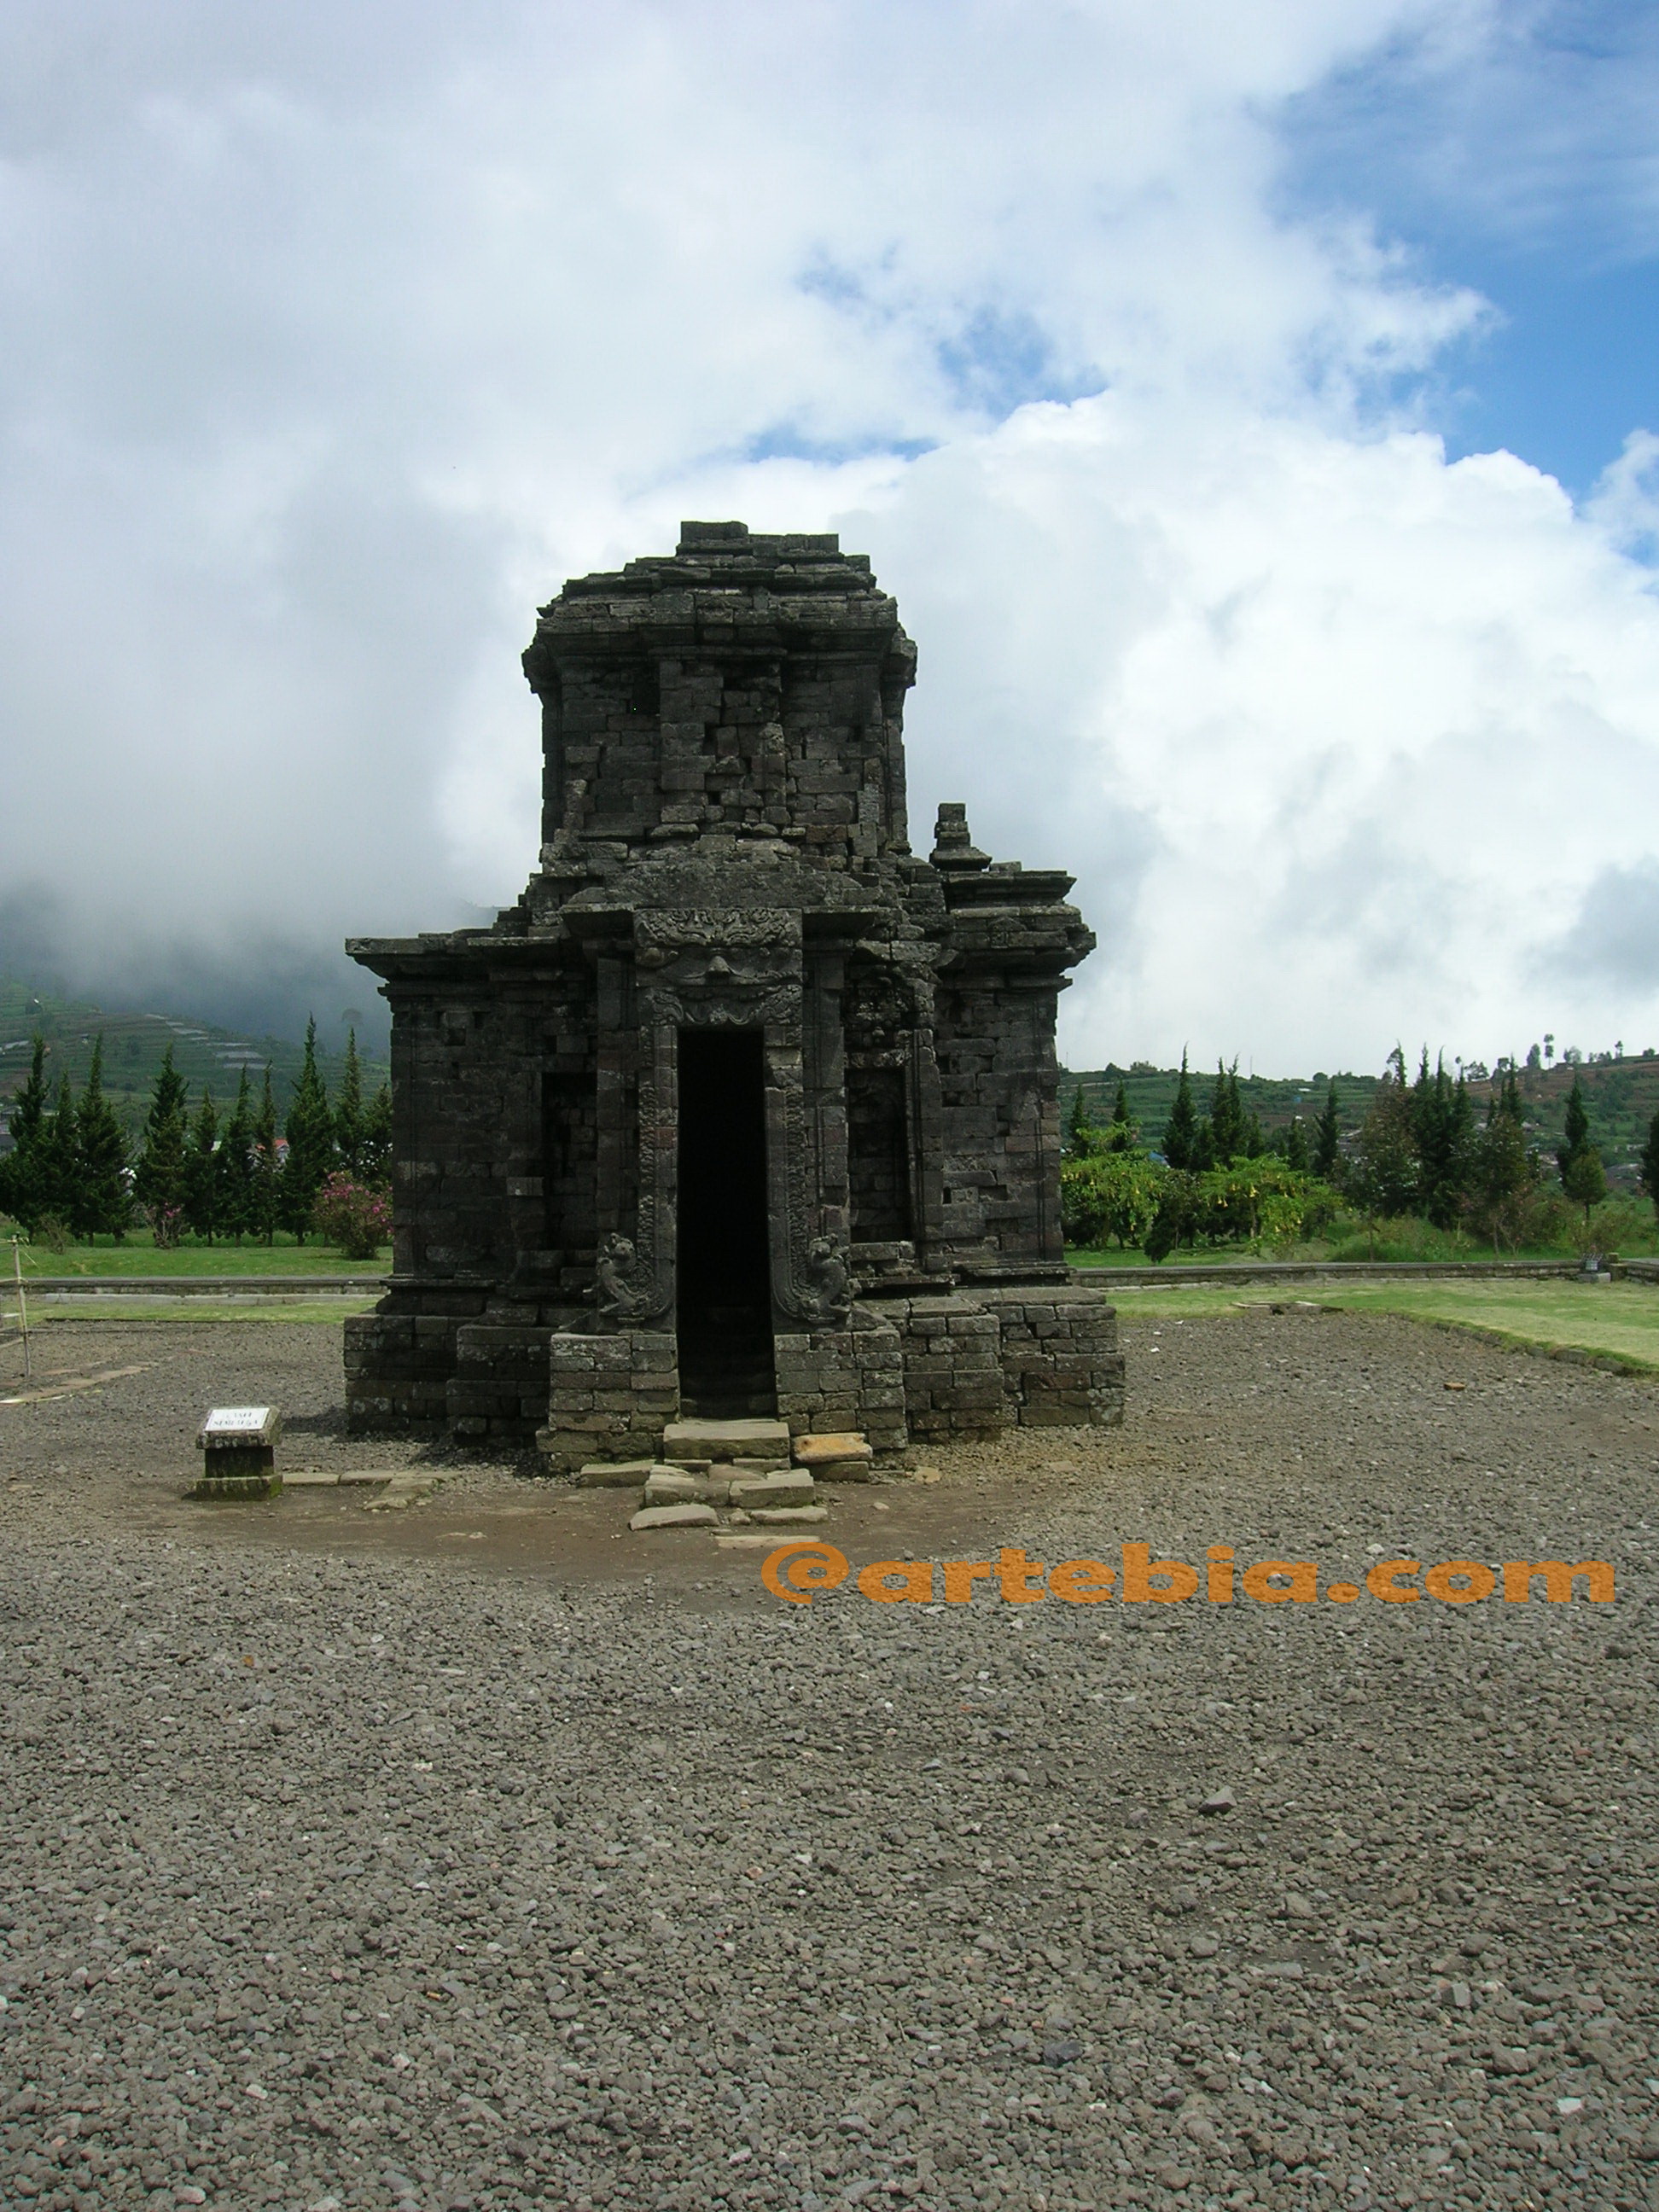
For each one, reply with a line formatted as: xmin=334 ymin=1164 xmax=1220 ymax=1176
xmin=1 ymin=1307 xmax=1656 ymax=2212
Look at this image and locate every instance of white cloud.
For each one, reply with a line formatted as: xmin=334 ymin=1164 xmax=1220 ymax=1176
xmin=1 ymin=0 xmax=1656 ymax=1065
xmin=857 ymin=400 xmax=1659 ymax=1069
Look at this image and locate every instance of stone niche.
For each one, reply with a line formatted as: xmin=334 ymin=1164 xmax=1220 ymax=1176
xmin=345 ymin=521 xmax=1123 ymax=1464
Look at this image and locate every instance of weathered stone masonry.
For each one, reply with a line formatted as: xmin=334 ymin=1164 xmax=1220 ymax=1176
xmin=345 ymin=521 xmax=1122 ymax=1463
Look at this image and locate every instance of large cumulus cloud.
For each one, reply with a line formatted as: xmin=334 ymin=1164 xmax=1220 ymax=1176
xmin=1 ymin=0 xmax=1656 ymax=1065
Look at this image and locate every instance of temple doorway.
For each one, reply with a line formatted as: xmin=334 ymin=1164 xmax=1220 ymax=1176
xmin=675 ymin=1027 xmax=777 ymax=1417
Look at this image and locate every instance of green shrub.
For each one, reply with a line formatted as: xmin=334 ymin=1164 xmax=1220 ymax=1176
xmin=311 ymin=1174 xmax=390 ymax=1261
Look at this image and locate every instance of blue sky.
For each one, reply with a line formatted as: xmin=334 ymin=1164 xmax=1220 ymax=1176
xmin=1280 ymin=3 xmax=1659 ymax=494
xmin=3 ymin=1 xmax=1659 ymax=1068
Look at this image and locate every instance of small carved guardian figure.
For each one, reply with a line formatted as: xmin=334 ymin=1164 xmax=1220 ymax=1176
xmin=797 ymin=1234 xmax=853 ymax=1329
xmin=589 ymin=1233 xmax=652 ymax=1330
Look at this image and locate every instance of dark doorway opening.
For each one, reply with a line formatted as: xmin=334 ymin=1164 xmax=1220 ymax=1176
xmin=677 ymin=1028 xmax=777 ymax=1417
xmin=847 ymin=1062 xmax=912 ymax=1242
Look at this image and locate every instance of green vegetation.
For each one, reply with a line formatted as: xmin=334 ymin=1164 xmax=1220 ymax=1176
xmin=1063 ymin=1054 xmax=1340 ymax=1260
xmin=3 ymin=1231 xmax=386 ymax=1278
xmin=1063 ymin=1041 xmax=1659 ymax=1266
xmin=1062 ymin=1039 xmax=1659 ymax=1196
xmin=0 ymin=976 xmax=387 ymax=1132
xmin=1 ymin=1010 xmax=393 ymax=1258
xmin=1110 ymin=1278 xmax=1659 ymax=1375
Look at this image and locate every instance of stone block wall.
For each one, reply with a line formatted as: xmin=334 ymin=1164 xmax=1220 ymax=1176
xmin=445 ymin=1321 xmax=556 ymax=1442
xmin=773 ymin=1312 xmax=907 ymax=1453
xmin=980 ymin=1285 xmax=1125 ymax=1428
xmin=536 ymin=1330 xmax=680 ymax=1474
xmin=890 ymin=1295 xmax=1008 ymax=1441
xmin=344 ymin=1300 xmax=480 ymax=1432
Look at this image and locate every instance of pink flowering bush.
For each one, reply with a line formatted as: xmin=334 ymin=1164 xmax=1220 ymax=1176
xmin=311 ymin=1173 xmax=391 ymax=1260
xmin=147 ymin=1202 xmax=184 ymax=1251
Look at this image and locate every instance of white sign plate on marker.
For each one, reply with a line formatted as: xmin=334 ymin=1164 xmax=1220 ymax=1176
xmin=201 ymin=1406 xmax=275 ymax=1436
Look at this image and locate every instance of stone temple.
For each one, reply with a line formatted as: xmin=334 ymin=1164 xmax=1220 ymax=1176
xmin=345 ymin=521 xmax=1122 ymax=1464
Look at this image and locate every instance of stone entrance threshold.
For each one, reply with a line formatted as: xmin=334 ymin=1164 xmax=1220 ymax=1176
xmin=569 ymin=1418 xmax=876 ymax=1535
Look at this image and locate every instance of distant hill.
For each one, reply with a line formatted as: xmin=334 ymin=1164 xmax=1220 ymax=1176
xmin=0 ymin=976 xmax=388 ymax=1146
xmin=1062 ymin=1052 xmax=1658 ymax=1189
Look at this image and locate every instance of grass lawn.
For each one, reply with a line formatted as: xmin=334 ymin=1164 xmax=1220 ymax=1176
xmin=1106 ymin=1277 xmax=1659 ymax=1373
xmin=16 ymin=1296 xmax=381 ymax=1325
xmin=3 ymin=1234 xmax=387 ymax=1278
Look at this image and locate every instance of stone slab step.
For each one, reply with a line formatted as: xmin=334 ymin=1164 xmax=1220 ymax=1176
xmin=282 ymin=1468 xmax=427 ymax=1488
xmin=184 ymin=1474 xmax=282 ymax=1501
xmin=741 ymin=1505 xmax=829 ymax=1526
xmin=643 ymin=1469 xmax=724 ymax=1506
xmin=727 ymin=1470 xmax=817 ymax=1511
xmin=630 ymin=1502 xmax=720 ymax=1532
xmin=364 ymin=1477 xmax=443 ymax=1513
xmin=644 ymin=1468 xmax=818 ymax=1510
xmin=576 ymin=1459 xmax=661 ymax=1488
xmin=662 ymin=1417 xmax=791 ymax=1461
xmin=792 ymin=1431 xmax=873 ymax=1468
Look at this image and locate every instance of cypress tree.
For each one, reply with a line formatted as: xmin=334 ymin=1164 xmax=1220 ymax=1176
xmin=183 ymin=1089 xmax=220 ymax=1242
xmin=1313 ymin=1079 xmax=1342 ymax=1179
xmin=1470 ymin=1070 xmax=1535 ymax=1254
xmin=250 ymin=1068 xmax=282 ymax=1245
xmin=219 ymin=1070 xmax=255 ymax=1242
xmin=1413 ymin=1051 xmax=1474 ymax=1230
xmin=1349 ymin=1048 xmax=1418 ymax=1244
xmin=1105 ymin=1079 xmax=1139 ymax=1155
xmin=1284 ymin=1116 xmax=1310 ymax=1173
xmin=1555 ymin=1073 xmax=1606 ymax=1226
xmin=1065 ymin=1085 xmax=1091 ymax=1158
xmin=361 ymin=1082 xmax=393 ymax=1186
xmin=1642 ymin=1105 xmax=1659 ymax=1226
xmin=1556 ymin=1074 xmax=1592 ymax=1180
xmin=1188 ymin=1115 xmax=1217 ymax=1173
xmin=1162 ymin=1051 xmax=1199 ymax=1170
xmin=0 ymin=1036 xmax=51 ymax=1229
xmin=335 ymin=1027 xmax=364 ymax=1175
xmin=134 ymin=1044 xmax=189 ymax=1229
xmin=41 ymin=1076 xmax=79 ymax=1234
xmin=1563 ymin=1146 xmax=1606 ymax=1225
xmin=282 ymin=1016 xmax=335 ymax=1241
xmin=1208 ymin=1060 xmax=1242 ymax=1163
xmin=75 ymin=1039 xmax=132 ymax=1240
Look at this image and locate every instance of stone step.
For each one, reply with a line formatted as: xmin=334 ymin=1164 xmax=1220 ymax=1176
xmin=643 ymin=1465 xmax=816 ymax=1510
xmin=661 ymin=1417 xmax=791 ymax=1462
xmin=727 ymin=1469 xmax=817 ymax=1511
xmin=629 ymin=1502 xmax=720 ymax=1532
xmin=578 ymin=1458 xmax=668 ymax=1488
xmin=790 ymin=1430 xmax=874 ymax=1481
xmin=791 ymin=1431 xmax=872 ymax=1468
xmin=364 ymin=1476 xmax=444 ymax=1513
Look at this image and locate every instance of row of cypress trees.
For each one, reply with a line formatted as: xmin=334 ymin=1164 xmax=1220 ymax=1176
xmin=0 ymin=1020 xmax=390 ymax=1245
xmin=1071 ymin=1049 xmax=1629 ymax=1249
xmin=1066 ymin=1057 xmax=1344 ymax=1178
xmin=1339 ymin=1049 xmax=1611 ymax=1237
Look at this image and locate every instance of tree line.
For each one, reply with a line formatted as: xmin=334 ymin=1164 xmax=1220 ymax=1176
xmin=1064 ymin=1047 xmax=1645 ymax=1259
xmin=0 ymin=1019 xmax=391 ymax=1247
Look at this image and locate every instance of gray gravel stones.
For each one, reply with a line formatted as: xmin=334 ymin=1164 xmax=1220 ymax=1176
xmin=0 ymin=1307 xmax=1655 ymax=2212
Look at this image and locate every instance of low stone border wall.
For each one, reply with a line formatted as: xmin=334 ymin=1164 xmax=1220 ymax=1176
xmin=1072 ymin=1258 xmax=1650 ymax=1288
